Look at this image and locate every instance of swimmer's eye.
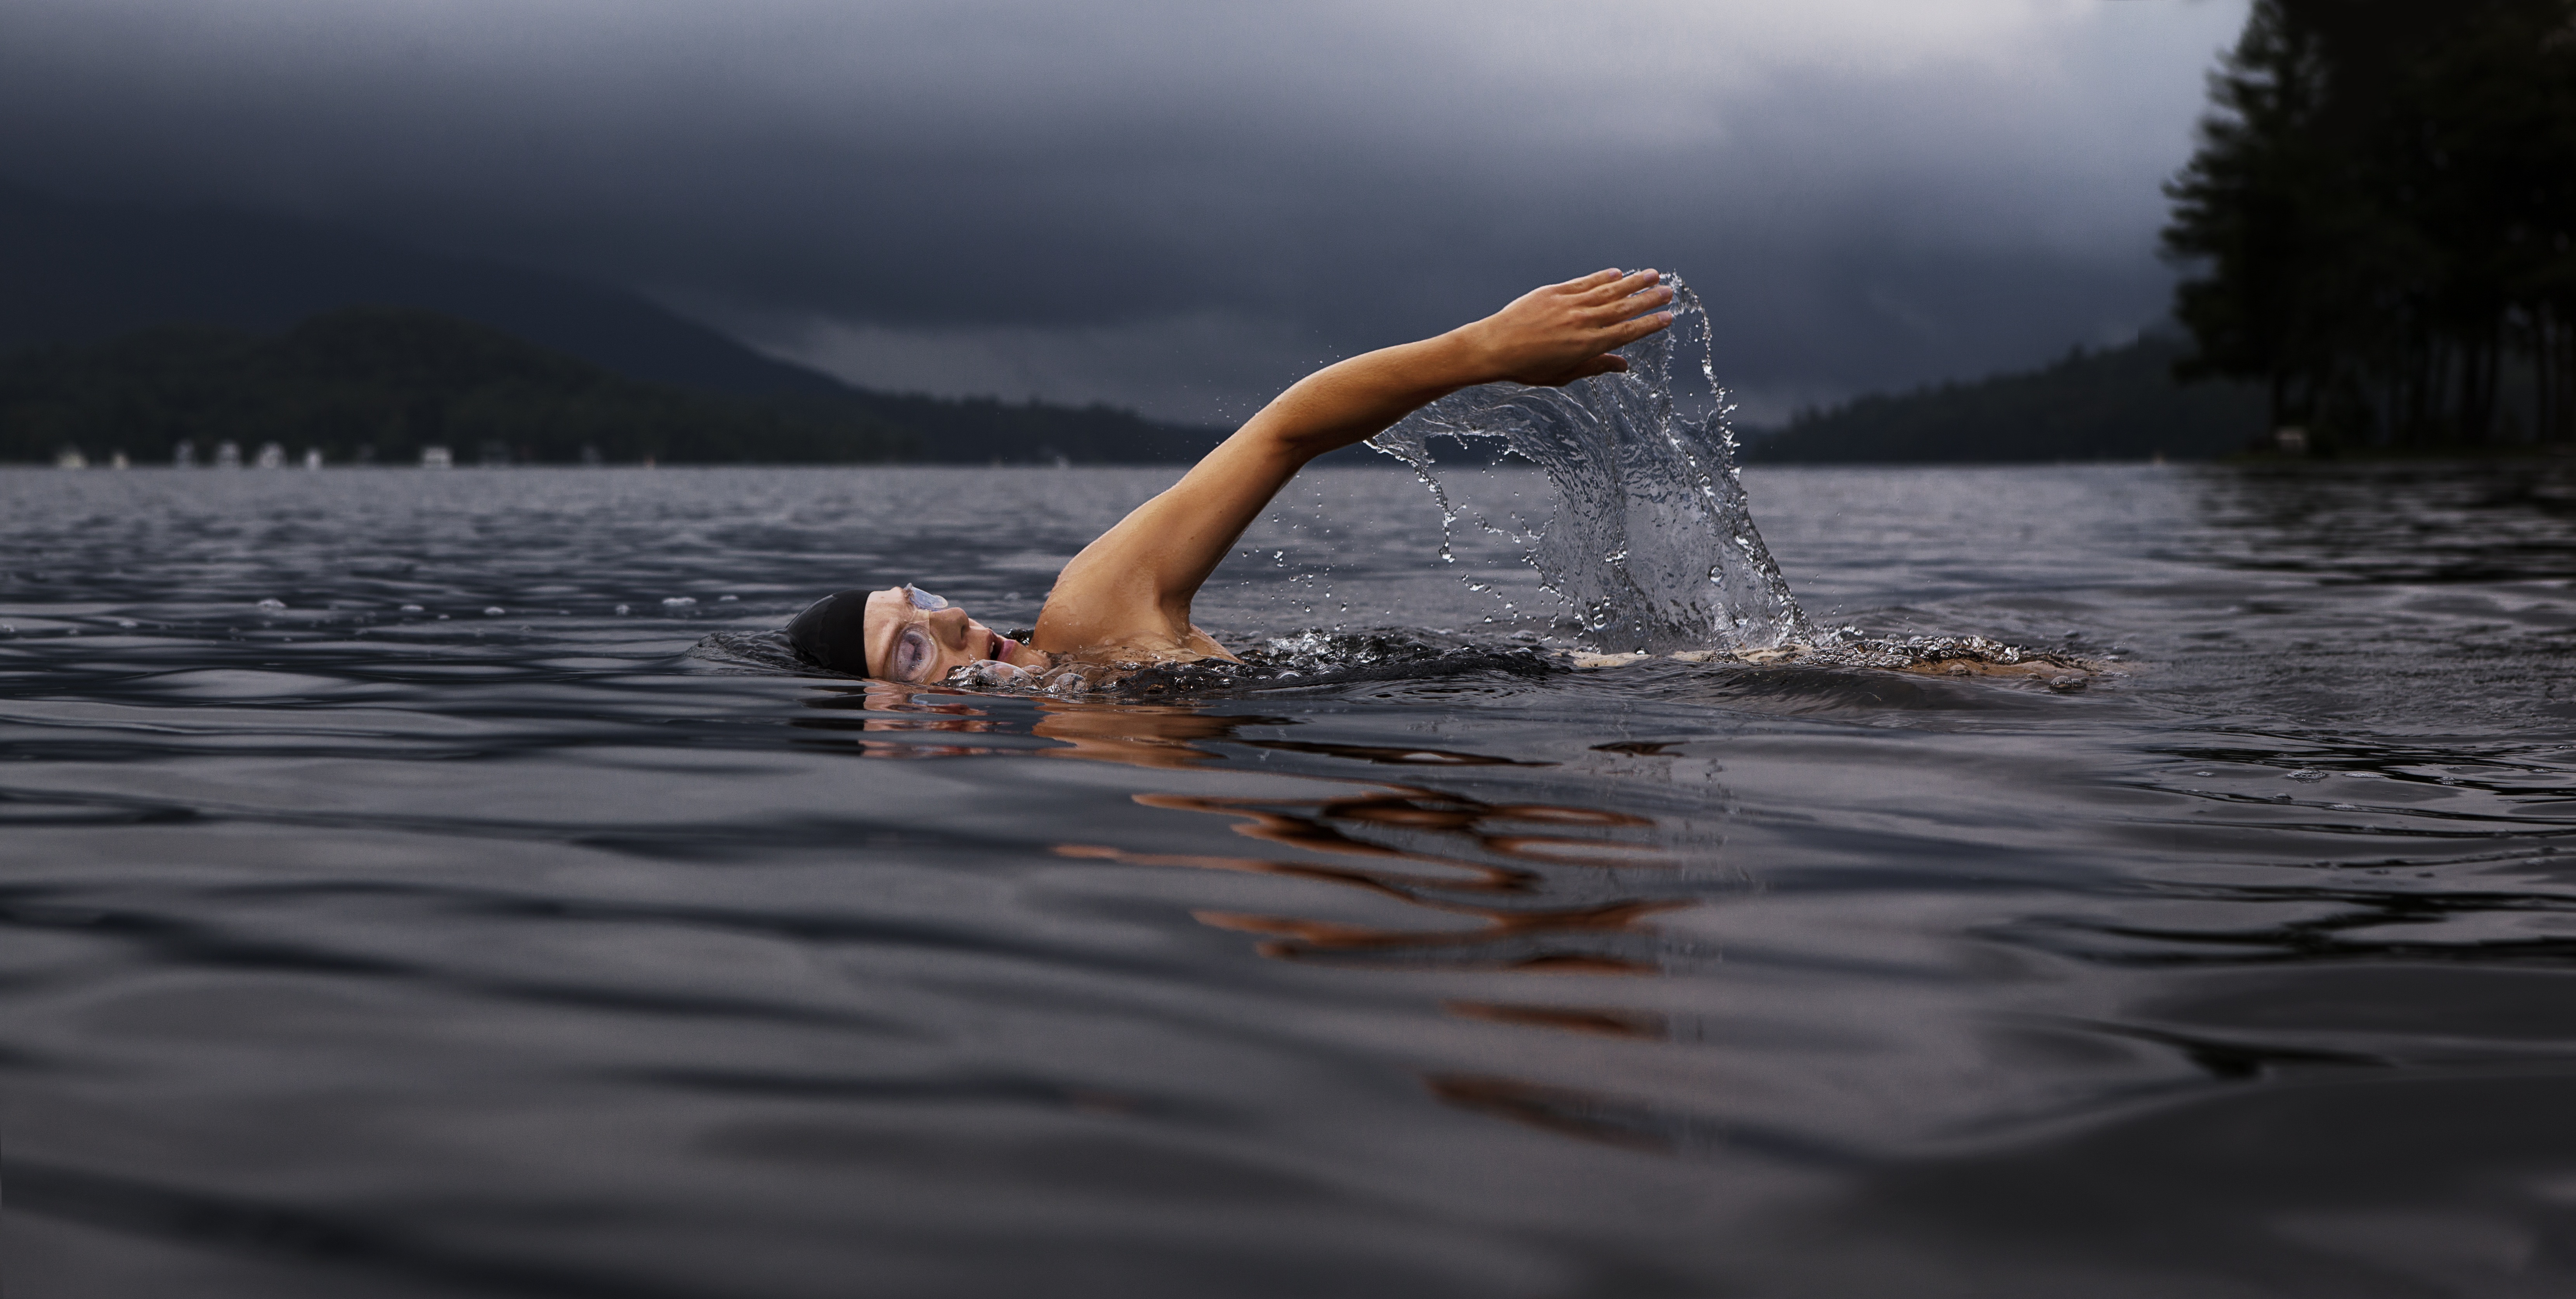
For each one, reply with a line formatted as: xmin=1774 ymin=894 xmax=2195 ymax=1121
xmin=891 ymin=626 xmax=938 ymax=681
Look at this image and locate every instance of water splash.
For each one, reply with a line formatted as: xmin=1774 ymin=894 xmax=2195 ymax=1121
xmin=1369 ymin=274 xmax=1810 ymax=653
xmin=701 ymin=625 xmax=1566 ymax=696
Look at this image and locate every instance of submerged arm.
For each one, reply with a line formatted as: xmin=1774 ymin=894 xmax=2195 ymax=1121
xmin=1033 ymin=268 xmax=1676 ymax=655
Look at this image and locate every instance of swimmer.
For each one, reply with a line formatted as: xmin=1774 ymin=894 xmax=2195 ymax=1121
xmin=788 ymin=268 xmax=1677 ymax=685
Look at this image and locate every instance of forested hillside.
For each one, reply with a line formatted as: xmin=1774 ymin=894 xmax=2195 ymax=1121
xmin=1744 ymin=335 xmax=2266 ymax=463
xmin=0 ymin=309 xmax=909 ymax=465
xmin=0 ymin=187 xmax=1224 ymax=464
xmin=0 ymin=309 xmax=1221 ymax=466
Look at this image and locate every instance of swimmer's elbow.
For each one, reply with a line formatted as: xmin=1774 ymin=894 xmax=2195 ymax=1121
xmin=1239 ymin=395 xmax=1409 ymax=466
xmin=1256 ymin=332 xmax=1483 ymax=461
xmin=1222 ymin=415 xmax=1338 ymax=472
xmin=1255 ymin=421 xmax=1349 ymax=467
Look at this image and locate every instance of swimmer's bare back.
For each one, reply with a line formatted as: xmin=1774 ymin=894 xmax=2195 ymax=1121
xmin=1032 ymin=268 xmax=1676 ymax=666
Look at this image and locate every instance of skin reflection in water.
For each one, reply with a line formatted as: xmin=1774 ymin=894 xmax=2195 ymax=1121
xmin=795 ymin=682 xmax=1265 ymax=768
xmin=801 ymin=684 xmax=1728 ymax=1149
xmin=1028 ymin=701 xmax=1265 ymax=770
xmin=791 ymin=682 xmax=1012 ymax=759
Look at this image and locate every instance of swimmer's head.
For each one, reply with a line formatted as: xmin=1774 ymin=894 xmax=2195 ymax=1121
xmin=787 ymin=584 xmax=1048 ymax=682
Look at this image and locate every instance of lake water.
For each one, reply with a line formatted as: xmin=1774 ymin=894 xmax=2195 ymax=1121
xmin=4 ymin=460 xmax=2573 ymax=1298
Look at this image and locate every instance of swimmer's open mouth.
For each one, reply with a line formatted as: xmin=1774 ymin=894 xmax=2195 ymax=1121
xmin=989 ymin=630 xmax=1018 ymax=661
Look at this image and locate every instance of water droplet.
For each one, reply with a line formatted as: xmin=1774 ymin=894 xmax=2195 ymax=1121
xmin=718 ymin=594 xmax=738 ymax=602
xmin=399 ymin=604 xmax=424 ymax=613
xmin=614 ymin=604 xmax=631 ymax=615
xmin=483 ymin=606 xmax=506 ymax=616
xmin=256 ymin=598 xmax=286 ymax=611
xmin=2286 ymin=769 xmax=2328 ymax=781
xmin=662 ymin=596 xmax=697 ymax=608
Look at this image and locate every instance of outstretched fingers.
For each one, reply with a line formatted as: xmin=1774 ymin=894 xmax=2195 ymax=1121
xmin=1472 ymin=267 xmax=1679 ymax=387
xmin=1575 ymin=267 xmax=1661 ymax=303
xmin=1560 ymin=267 xmax=1629 ymax=293
xmin=1601 ymin=308 xmax=1675 ymax=348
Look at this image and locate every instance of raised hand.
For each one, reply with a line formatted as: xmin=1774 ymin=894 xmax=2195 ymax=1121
xmin=1452 ymin=268 xmax=1676 ymax=388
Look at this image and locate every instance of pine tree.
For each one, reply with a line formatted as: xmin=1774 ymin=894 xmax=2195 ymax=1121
xmin=2164 ymin=0 xmax=2576 ymax=449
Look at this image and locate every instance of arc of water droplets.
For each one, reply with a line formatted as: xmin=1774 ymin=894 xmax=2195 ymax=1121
xmin=1369 ymin=274 xmax=1812 ymax=653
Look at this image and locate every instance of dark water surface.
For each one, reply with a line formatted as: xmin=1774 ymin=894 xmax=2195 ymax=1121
xmin=5 ymin=462 xmax=2574 ymax=1297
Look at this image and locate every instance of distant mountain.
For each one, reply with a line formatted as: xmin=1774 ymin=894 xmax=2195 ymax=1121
xmin=0 ymin=308 xmax=912 ymax=465
xmin=0 ymin=184 xmax=1223 ymax=462
xmin=1742 ymin=334 xmax=2267 ymax=464
xmin=0 ymin=184 xmax=850 ymax=397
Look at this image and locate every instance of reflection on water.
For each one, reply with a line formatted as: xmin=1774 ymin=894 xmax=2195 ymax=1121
xmin=4 ymin=462 xmax=2575 ymax=1297
xmin=1074 ymin=786 xmax=1687 ymax=973
xmin=826 ymin=688 xmax=1717 ymax=1136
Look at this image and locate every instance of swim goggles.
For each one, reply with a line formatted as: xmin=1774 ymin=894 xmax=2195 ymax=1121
xmin=883 ymin=584 xmax=950 ymax=681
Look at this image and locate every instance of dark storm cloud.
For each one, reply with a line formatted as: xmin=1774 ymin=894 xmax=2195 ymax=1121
xmin=0 ymin=0 xmax=2248 ymax=421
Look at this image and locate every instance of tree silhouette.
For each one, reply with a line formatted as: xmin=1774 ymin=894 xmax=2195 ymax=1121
xmin=2164 ymin=0 xmax=2576 ymax=448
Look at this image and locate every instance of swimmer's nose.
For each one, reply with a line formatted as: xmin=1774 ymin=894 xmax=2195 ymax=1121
xmin=926 ymin=605 xmax=974 ymax=645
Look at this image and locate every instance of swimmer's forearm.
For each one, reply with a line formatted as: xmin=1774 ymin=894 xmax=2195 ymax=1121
xmin=1242 ymin=269 xmax=1674 ymax=462
xmin=1244 ymin=333 xmax=1484 ymax=461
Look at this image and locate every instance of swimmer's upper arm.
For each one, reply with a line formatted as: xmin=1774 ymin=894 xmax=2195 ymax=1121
xmin=1034 ymin=269 xmax=1676 ymax=652
xmin=1031 ymin=414 xmax=1321 ymax=652
xmin=1036 ymin=338 xmax=1471 ymax=650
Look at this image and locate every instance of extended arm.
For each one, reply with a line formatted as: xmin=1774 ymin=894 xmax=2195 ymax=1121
xmin=1031 ymin=268 xmax=1676 ymax=657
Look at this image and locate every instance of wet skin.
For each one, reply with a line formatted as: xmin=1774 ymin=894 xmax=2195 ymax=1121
xmin=861 ymin=585 xmax=1052 ymax=683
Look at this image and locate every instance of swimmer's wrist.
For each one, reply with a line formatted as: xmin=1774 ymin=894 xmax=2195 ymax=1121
xmin=1434 ymin=324 xmax=1502 ymax=388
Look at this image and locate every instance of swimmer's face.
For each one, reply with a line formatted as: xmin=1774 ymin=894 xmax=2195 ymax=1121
xmin=862 ymin=584 xmax=1048 ymax=682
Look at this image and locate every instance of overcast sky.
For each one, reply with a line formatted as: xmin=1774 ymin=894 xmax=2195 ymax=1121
xmin=0 ymin=0 xmax=2249 ymax=423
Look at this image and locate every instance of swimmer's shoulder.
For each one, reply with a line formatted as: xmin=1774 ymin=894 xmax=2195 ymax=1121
xmin=1058 ymin=627 xmax=1238 ymax=672
xmin=1034 ymin=603 xmax=1237 ymax=665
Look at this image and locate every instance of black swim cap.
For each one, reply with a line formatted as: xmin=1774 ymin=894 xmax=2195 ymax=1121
xmin=787 ymin=589 xmax=874 ymax=675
